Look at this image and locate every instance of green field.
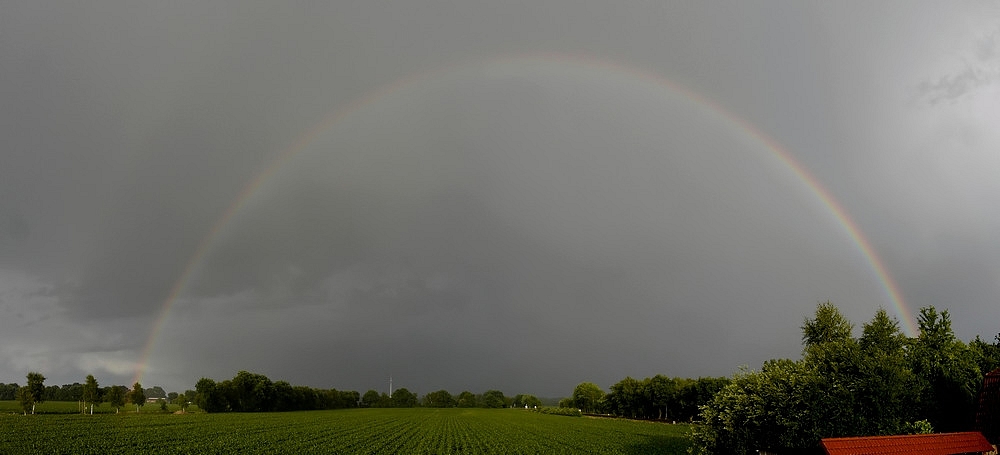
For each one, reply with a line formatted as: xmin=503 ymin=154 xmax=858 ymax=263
xmin=0 ymin=405 xmax=692 ymax=454
xmin=0 ymin=400 xmax=199 ymax=415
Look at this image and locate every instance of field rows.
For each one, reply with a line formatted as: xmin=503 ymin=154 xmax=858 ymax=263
xmin=0 ymin=406 xmax=692 ymax=454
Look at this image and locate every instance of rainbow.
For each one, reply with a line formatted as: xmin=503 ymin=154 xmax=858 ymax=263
xmin=131 ymin=53 xmax=914 ymax=385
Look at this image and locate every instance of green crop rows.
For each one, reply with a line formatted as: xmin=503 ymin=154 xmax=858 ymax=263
xmin=0 ymin=406 xmax=692 ymax=454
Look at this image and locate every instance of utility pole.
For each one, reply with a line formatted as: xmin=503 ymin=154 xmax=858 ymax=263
xmin=389 ymin=376 xmax=393 ymax=398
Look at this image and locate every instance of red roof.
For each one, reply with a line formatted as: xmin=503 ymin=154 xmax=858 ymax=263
xmin=821 ymin=432 xmax=995 ymax=455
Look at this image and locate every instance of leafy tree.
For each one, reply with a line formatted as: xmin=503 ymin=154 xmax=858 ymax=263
xmin=691 ymin=359 xmax=830 ymax=455
xmin=339 ymin=390 xmax=360 ymax=409
xmin=16 ymin=386 xmax=34 ymax=415
xmin=272 ymin=381 xmax=295 ymax=411
xmin=82 ymin=375 xmax=100 ymax=414
xmin=422 ymin=389 xmax=455 ymax=407
xmin=645 ymin=375 xmax=676 ymax=419
xmin=129 ymin=382 xmax=146 ymax=413
xmin=456 ymin=391 xmax=477 ymax=408
xmin=970 ymin=334 xmax=1000 ymax=376
xmin=26 ymin=372 xmax=45 ymax=414
xmin=167 ymin=392 xmax=179 ymax=404
xmin=512 ymin=393 xmax=541 ymax=408
xmin=557 ymin=397 xmax=574 ymax=408
xmin=572 ymin=382 xmax=605 ymax=414
xmin=158 ymin=398 xmax=168 ymax=411
xmin=105 ymin=385 xmax=126 ymax=414
xmin=907 ymin=306 xmax=981 ymax=432
xmin=144 ymin=385 xmax=166 ymax=399
xmin=195 ymin=378 xmax=227 ymax=413
xmin=606 ymin=377 xmax=644 ymax=417
xmin=176 ymin=393 xmax=190 ymax=412
xmin=854 ymin=308 xmax=917 ymax=435
xmin=481 ymin=390 xmax=506 ymax=408
xmin=230 ymin=370 xmax=274 ymax=412
xmin=859 ymin=308 xmax=905 ymax=353
xmin=361 ymin=389 xmax=381 ymax=408
xmin=802 ymin=301 xmax=853 ymax=348
xmin=676 ymin=377 xmax=730 ymax=422
xmin=391 ymin=388 xmax=418 ymax=407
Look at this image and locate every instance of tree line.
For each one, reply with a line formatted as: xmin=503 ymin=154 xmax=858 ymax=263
xmin=5 ymin=368 xmax=546 ymax=415
xmin=193 ymin=370 xmax=542 ymax=413
xmin=0 ymin=381 xmax=167 ymax=403
xmin=690 ymin=303 xmax=1000 ymax=455
xmin=4 ymin=372 xmax=172 ymax=415
xmin=561 ymin=376 xmax=730 ymax=421
xmin=194 ymin=371 xmax=359 ymax=412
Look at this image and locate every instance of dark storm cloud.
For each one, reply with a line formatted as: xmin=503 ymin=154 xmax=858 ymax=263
xmin=1 ymin=1 xmax=998 ymax=395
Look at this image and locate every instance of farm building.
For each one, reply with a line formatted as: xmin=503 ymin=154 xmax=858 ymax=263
xmin=976 ymin=368 xmax=1000 ymax=445
xmin=820 ymin=432 xmax=995 ymax=455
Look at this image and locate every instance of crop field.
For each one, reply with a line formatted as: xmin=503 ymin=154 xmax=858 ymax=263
xmin=0 ymin=405 xmax=692 ymax=454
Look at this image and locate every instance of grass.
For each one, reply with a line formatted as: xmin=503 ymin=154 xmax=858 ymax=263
xmin=0 ymin=400 xmax=199 ymax=415
xmin=0 ymin=404 xmax=693 ymax=454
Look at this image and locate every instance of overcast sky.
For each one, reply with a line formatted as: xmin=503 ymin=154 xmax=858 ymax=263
xmin=2 ymin=1 xmax=998 ymax=397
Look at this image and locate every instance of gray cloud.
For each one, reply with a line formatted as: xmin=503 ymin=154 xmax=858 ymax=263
xmin=916 ymin=27 xmax=1000 ymax=104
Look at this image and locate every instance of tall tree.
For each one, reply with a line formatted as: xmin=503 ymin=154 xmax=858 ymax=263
xmin=801 ymin=301 xmax=853 ymax=347
xmin=82 ymin=375 xmax=100 ymax=415
xmin=129 ymin=382 xmax=146 ymax=413
xmin=572 ymin=382 xmax=605 ymax=414
xmin=391 ymin=388 xmax=418 ymax=407
xmin=606 ymin=377 xmax=646 ymax=418
xmin=195 ymin=378 xmax=227 ymax=413
xmin=230 ymin=370 xmax=274 ymax=412
xmin=456 ymin=391 xmax=477 ymax=408
xmin=907 ymin=306 xmax=981 ymax=431
xmin=646 ymin=375 xmax=676 ymax=419
xmin=970 ymin=334 xmax=1000 ymax=376
xmin=481 ymin=390 xmax=507 ymax=408
xmin=855 ymin=308 xmax=917 ymax=435
xmin=26 ymin=372 xmax=45 ymax=414
xmin=106 ymin=385 xmax=126 ymax=414
xmin=422 ymin=390 xmax=455 ymax=408
xmin=859 ymin=308 xmax=905 ymax=353
xmin=175 ymin=394 xmax=189 ymax=412
xmin=361 ymin=389 xmax=381 ymax=408
xmin=16 ymin=386 xmax=35 ymax=415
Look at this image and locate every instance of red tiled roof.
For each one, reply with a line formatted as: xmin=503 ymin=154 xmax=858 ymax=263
xmin=821 ymin=432 xmax=995 ymax=455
